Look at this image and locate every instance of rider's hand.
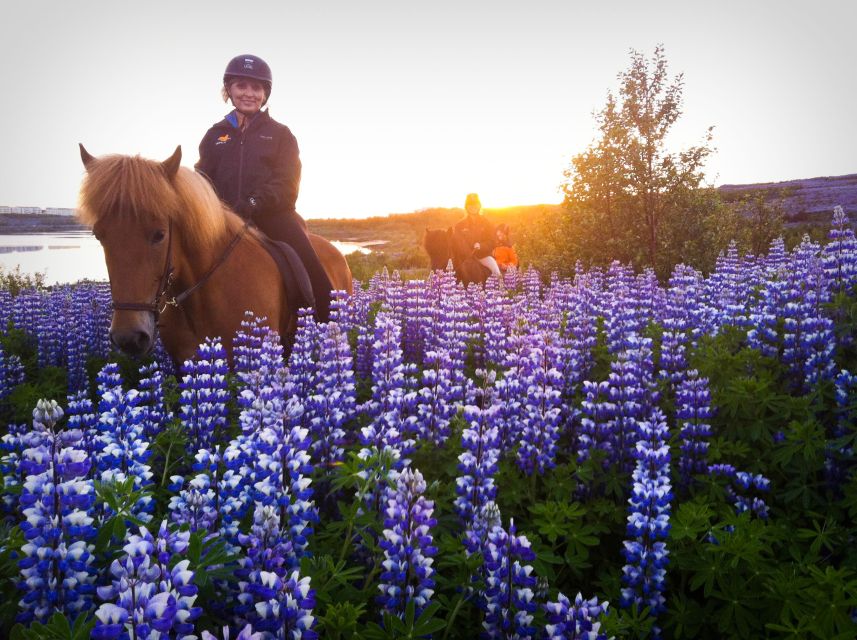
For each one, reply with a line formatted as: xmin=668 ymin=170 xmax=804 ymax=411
xmin=235 ymin=196 xmax=259 ymax=219
xmin=474 ymin=242 xmax=481 ymax=250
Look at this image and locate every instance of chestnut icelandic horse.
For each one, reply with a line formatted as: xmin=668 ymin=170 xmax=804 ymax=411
xmin=422 ymin=226 xmax=489 ymax=286
xmin=77 ymin=145 xmax=352 ymax=365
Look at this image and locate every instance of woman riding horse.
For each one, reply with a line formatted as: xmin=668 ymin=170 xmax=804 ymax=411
xmin=195 ymin=54 xmax=334 ymax=322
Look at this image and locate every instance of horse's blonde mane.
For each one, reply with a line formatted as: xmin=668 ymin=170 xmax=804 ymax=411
xmin=77 ymin=153 xmax=232 ymax=251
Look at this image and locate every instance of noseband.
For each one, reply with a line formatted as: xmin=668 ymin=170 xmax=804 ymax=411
xmin=111 ymin=220 xmax=251 ymax=320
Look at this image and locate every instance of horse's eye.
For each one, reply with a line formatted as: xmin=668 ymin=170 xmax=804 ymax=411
xmin=151 ymin=229 xmax=166 ymax=244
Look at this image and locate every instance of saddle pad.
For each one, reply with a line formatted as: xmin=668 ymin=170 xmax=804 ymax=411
xmin=259 ymin=237 xmax=316 ymax=314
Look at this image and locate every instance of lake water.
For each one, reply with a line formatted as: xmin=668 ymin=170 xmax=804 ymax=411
xmin=0 ymin=231 xmax=375 ymax=285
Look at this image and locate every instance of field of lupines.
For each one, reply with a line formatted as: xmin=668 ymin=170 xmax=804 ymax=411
xmin=1 ymin=207 xmax=857 ymax=639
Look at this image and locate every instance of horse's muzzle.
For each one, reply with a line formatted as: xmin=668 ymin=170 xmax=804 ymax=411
xmin=110 ymin=328 xmax=154 ymax=358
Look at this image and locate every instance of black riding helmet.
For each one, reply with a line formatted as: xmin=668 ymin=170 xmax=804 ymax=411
xmin=223 ymin=54 xmax=272 ymax=103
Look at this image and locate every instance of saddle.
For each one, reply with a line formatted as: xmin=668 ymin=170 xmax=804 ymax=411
xmin=255 ymin=233 xmax=316 ymax=314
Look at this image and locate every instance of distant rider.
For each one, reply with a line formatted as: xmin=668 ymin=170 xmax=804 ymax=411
xmin=454 ymin=193 xmax=502 ymax=280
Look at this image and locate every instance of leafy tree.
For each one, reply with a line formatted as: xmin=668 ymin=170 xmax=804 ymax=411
xmin=560 ymin=45 xmax=717 ymax=277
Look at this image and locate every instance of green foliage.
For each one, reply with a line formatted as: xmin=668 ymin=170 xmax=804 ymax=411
xmin=9 ymin=612 xmax=95 ymax=640
xmin=93 ymin=477 xmax=152 ymax=555
xmin=0 ymin=265 xmax=46 ymax=296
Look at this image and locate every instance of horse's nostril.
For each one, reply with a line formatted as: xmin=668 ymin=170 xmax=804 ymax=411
xmin=110 ymin=330 xmax=152 ymax=357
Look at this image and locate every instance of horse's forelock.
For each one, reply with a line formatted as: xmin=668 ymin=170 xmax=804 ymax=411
xmin=78 ymin=154 xmax=228 ymax=250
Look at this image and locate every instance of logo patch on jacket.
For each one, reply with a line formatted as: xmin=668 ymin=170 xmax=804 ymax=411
xmin=216 ymin=134 xmax=231 ymax=145
xmin=259 ymin=135 xmax=273 ymax=140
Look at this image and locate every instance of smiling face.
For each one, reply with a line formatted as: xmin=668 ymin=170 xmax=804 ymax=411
xmin=227 ymin=78 xmax=266 ymax=117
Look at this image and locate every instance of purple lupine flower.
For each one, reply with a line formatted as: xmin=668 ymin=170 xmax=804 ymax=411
xmin=455 ymin=403 xmax=501 ymax=528
xmin=252 ymin=570 xmax=317 ymax=640
xmin=168 ymin=472 xmax=219 ymax=533
xmin=825 ymin=370 xmax=857 ymax=486
xmin=95 ymin=363 xmax=154 ymax=521
xmin=234 ymin=312 xmax=272 ymax=381
xmin=92 ymin=521 xmax=199 ymax=639
xmin=606 ymin=338 xmax=655 ymax=473
xmin=481 ymin=518 xmax=538 ymax=640
xmin=604 ymin=262 xmax=645 ymax=354
xmin=577 ymin=380 xmax=615 ymax=470
xmin=544 ymin=592 xmax=610 ymax=640
xmin=306 ymin=321 xmax=355 ymax=467
xmin=514 ymin=332 xmax=564 ymax=476
xmin=675 ymin=372 xmax=713 ymax=490
xmin=0 ymin=422 xmax=27 ymax=517
xmin=138 ymin=361 xmax=172 ymax=440
xmin=179 ymin=337 xmax=230 ymax=452
xmin=660 ymin=264 xmax=704 ymax=388
xmin=377 ymin=467 xmax=437 ymax=619
xmin=202 ymin=624 xmax=263 ymax=640
xmin=0 ymin=343 xmax=25 ymax=402
xmin=708 ymin=464 xmax=770 ymax=519
xmin=17 ymin=399 xmax=97 ymax=624
xmin=822 ymin=206 xmax=857 ymax=295
xmin=287 ymin=308 xmax=321 ymax=403
xmin=359 ymin=309 xmax=417 ymax=465
xmin=66 ymin=390 xmax=99 ymax=476
xmin=413 ymin=348 xmax=457 ymax=447
xmin=620 ymin=409 xmax=672 ymax=634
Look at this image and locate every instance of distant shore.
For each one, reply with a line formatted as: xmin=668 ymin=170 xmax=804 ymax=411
xmin=0 ymin=214 xmax=87 ymax=234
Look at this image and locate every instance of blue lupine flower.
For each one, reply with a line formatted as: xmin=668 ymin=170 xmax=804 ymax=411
xmin=233 ymin=503 xmax=316 ymax=637
xmin=455 ymin=404 xmax=501 ymax=527
xmin=0 ymin=343 xmax=25 ymax=402
xmin=66 ymin=390 xmax=99 ymax=477
xmin=252 ymin=570 xmax=317 ymax=640
xmin=95 ymin=363 xmax=154 ymax=521
xmin=92 ymin=521 xmax=199 ymax=639
xmin=708 ymin=464 xmax=770 ymax=519
xmin=606 ymin=338 xmax=655 ymax=473
xmin=377 ymin=467 xmax=437 ymax=619
xmin=481 ymin=518 xmax=538 ymax=640
xmin=514 ymin=332 xmax=564 ymax=476
xmin=179 ymin=337 xmax=230 ymax=453
xmin=306 ymin=321 xmax=355 ymax=467
xmin=544 ymin=592 xmax=610 ymax=640
xmin=660 ymin=264 xmax=704 ymax=388
xmin=826 ymin=369 xmax=857 ymax=485
xmin=822 ymin=205 xmax=857 ymax=295
xmin=577 ymin=380 xmax=614 ymax=470
xmin=620 ymin=409 xmax=672 ymax=636
xmin=675 ymin=372 xmax=713 ymax=490
xmin=138 ymin=361 xmax=172 ymax=440
xmin=413 ymin=348 xmax=457 ymax=447
xmin=359 ymin=309 xmax=417 ymax=465
xmin=287 ymin=308 xmax=321 ymax=403
xmin=17 ymin=399 xmax=97 ymax=624
xmin=0 ymin=421 xmax=28 ymax=517
xmin=202 ymin=624 xmax=263 ymax=640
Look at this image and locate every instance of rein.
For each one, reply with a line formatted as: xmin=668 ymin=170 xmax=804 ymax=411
xmin=111 ymin=220 xmax=251 ymax=319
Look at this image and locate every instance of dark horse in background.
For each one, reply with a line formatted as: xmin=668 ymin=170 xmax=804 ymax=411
xmin=422 ymin=227 xmax=489 ymax=286
xmin=77 ymin=145 xmax=353 ymax=366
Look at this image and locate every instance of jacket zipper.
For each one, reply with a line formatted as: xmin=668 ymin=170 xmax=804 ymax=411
xmin=236 ymin=128 xmax=246 ymax=207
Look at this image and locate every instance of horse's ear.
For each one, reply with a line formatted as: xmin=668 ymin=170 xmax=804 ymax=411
xmin=161 ymin=145 xmax=182 ymax=181
xmin=79 ymin=143 xmax=96 ymax=169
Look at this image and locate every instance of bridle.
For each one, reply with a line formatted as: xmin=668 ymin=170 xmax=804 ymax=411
xmin=111 ymin=219 xmax=251 ymax=320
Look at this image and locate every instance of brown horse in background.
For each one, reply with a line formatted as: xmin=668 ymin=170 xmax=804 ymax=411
xmin=77 ymin=145 xmax=352 ymax=366
xmin=422 ymin=226 xmax=488 ymax=286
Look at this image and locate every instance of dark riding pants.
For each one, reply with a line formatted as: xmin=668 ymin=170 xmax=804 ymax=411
xmin=253 ymin=211 xmax=332 ymax=322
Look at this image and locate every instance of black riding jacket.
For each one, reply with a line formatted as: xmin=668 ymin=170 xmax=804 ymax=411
xmin=196 ymin=109 xmax=301 ymax=217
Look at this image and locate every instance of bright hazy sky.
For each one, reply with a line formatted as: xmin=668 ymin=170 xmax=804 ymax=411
xmin=2 ymin=1 xmax=855 ymax=218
